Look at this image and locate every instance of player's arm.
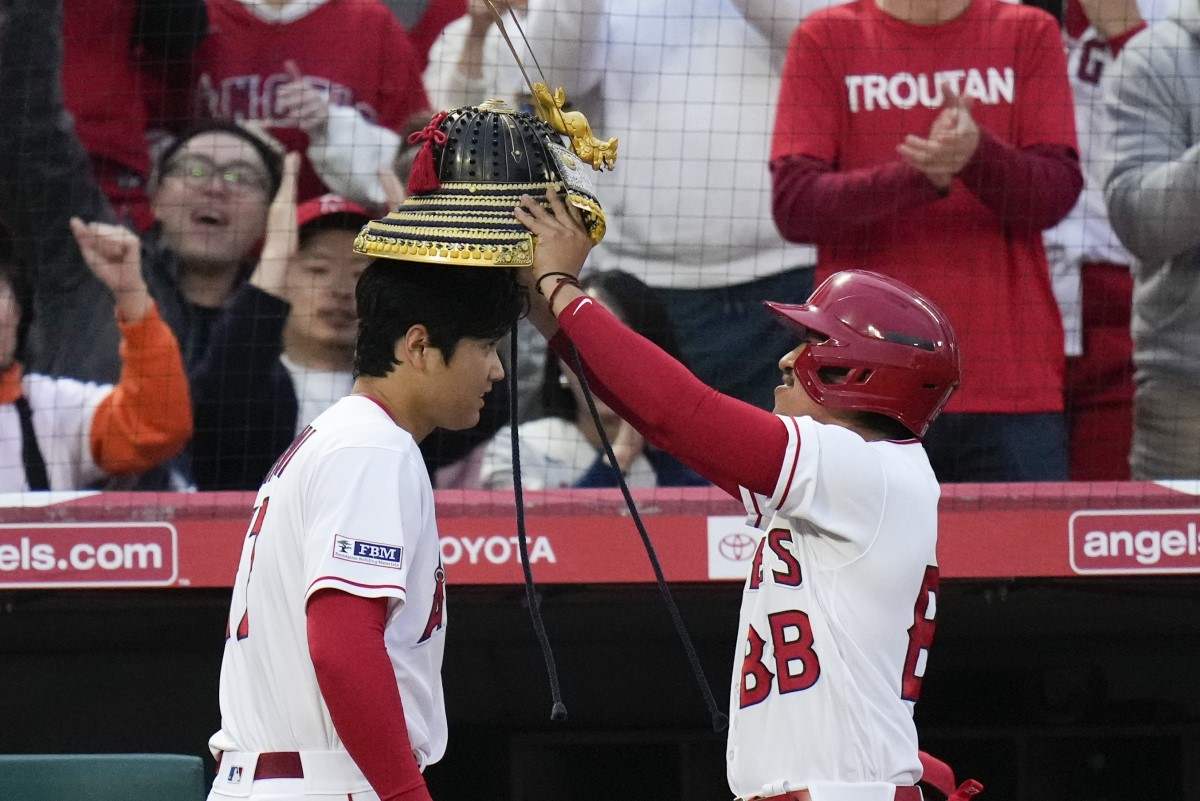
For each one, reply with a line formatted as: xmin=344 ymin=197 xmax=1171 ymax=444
xmin=307 ymin=591 xmax=431 ymax=801
xmin=303 ymin=447 xmax=432 ymax=800
xmin=515 ymin=193 xmax=787 ymax=499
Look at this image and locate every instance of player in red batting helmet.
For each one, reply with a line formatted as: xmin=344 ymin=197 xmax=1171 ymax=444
xmin=763 ymin=269 xmax=961 ymax=438
xmin=517 ymin=192 xmax=963 ymax=801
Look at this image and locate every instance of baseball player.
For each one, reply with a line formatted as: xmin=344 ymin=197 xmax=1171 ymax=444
xmin=207 ymin=260 xmax=523 ymax=801
xmin=516 ymin=190 xmax=962 ymax=801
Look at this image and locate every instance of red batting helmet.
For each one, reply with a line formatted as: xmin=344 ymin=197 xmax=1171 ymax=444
xmin=764 ymin=269 xmax=961 ymax=438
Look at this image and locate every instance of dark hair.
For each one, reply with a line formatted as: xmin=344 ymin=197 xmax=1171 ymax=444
xmin=154 ymin=120 xmax=285 ymax=197
xmin=540 ymin=269 xmax=684 ymax=418
xmin=354 ymin=260 xmax=526 ymax=378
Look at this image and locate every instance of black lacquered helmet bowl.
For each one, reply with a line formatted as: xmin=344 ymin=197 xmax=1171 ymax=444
xmin=354 ymin=99 xmax=606 ymax=268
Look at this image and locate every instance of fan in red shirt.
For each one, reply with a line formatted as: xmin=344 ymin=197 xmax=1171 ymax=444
xmin=192 ymin=0 xmax=431 ymax=206
xmin=771 ymin=0 xmax=1083 ymax=482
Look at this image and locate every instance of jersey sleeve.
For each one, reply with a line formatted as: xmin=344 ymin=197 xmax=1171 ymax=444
xmin=739 ymin=416 xmax=887 ymax=553
xmin=303 ymin=445 xmax=425 ymax=603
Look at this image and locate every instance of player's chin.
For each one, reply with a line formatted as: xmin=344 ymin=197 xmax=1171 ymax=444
xmin=772 ymin=384 xmax=788 ymax=414
xmin=441 ymin=407 xmax=483 ymax=432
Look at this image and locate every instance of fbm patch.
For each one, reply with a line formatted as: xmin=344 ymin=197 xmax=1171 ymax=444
xmin=332 ymin=536 xmax=404 ymax=569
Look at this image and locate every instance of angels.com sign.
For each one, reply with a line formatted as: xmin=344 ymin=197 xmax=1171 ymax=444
xmin=1069 ymin=509 xmax=1200 ymax=575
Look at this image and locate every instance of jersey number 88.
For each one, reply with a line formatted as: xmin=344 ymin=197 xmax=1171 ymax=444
xmin=739 ymin=551 xmax=939 ymax=708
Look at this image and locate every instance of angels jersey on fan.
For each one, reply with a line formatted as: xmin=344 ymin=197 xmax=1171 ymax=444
xmin=731 ymin=416 xmax=940 ymax=800
xmin=209 ymin=395 xmax=448 ymax=773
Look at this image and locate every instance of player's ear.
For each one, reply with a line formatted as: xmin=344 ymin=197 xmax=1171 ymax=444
xmin=397 ymin=324 xmax=432 ymax=370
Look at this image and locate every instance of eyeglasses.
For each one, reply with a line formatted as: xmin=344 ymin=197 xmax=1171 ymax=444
xmin=164 ymin=154 xmax=270 ymax=195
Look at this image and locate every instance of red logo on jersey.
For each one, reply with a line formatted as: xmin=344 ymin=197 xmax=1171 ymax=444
xmin=418 ymin=564 xmax=446 ymax=644
xmin=768 ymin=528 xmax=803 ymax=587
xmin=747 ymin=528 xmax=803 ymax=590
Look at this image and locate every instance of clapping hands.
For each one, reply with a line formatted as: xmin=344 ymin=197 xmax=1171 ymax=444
xmin=897 ymin=92 xmax=980 ymax=191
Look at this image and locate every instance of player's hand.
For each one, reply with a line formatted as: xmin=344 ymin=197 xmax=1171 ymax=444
xmin=250 ymin=151 xmax=302 ymax=299
xmin=896 ymin=92 xmax=979 ymax=190
xmin=276 ymin=60 xmax=332 ymax=136
xmin=514 ymin=188 xmax=594 ymax=285
xmin=69 ymin=217 xmax=152 ymax=322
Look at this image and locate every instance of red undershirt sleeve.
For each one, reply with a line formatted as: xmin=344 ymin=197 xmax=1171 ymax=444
xmin=955 ymin=132 xmax=1083 ymax=232
xmin=770 ymin=154 xmax=945 ymax=244
xmin=307 ymin=590 xmax=432 ymax=801
xmin=551 ymin=297 xmax=788 ymax=498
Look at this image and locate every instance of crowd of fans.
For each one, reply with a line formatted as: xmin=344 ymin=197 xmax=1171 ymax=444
xmin=0 ymin=0 xmax=1192 ymax=492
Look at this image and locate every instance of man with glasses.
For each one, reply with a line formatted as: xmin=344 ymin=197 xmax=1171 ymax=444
xmin=0 ymin=0 xmax=282 ymax=389
xmin=189 ymin=152 xmax=374 ymax=490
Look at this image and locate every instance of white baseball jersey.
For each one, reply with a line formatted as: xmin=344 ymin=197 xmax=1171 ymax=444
xmin=730 ymin=416 xmax=940 ymax=801
xmin=1045 ymin=0 xmax=1173 ymax=355
xmin=209 ymin=395 xmax=448 ymax=777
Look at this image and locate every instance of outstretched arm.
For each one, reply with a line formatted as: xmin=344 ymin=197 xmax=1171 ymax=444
xmin=70 ymin=221 xmax=192 ymax=475
xmin=514 ymin=192 xmax=787 ymax=498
